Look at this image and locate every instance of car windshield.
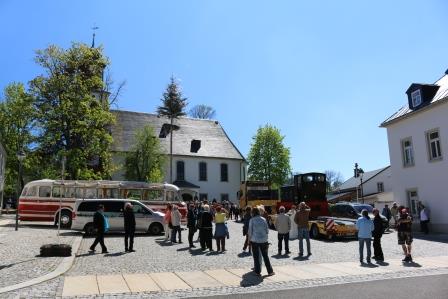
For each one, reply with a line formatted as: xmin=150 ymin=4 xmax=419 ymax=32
xmin=353 ymin=205 xmax=373 ymax=213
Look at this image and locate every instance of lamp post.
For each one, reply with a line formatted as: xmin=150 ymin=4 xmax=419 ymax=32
xmin=354 ymin=163 xmax=364 ymax=203
xmin=16 ymin=151 xmax=26 ymax=231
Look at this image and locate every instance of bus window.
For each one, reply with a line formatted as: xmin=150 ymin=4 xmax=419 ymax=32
xmin=85 ymin=188 xmax=97 ymax=199
xmin=126 ymin=189 xmax=141 ymax=200
xmin=21 ymin=187 xmax=28 ymax=196
xmin=39 ymin=186 xmax=51 ymax=198
xmin=166 ymin=191 xmax=177 ymax=202
xmin=52 ymin=187 xmax=62 ymax=198
xmin=75 ymin=188 xmax=84 ymax=198
xmin=100 ymin=188 xmax=119 ymax=199
xmin=26 ymin=186 xmax=38 ymax=197
xmin=143 ymin=190 xmax=163 ymax=201
xmin=64 ymin=187 xmax=76 ymax=198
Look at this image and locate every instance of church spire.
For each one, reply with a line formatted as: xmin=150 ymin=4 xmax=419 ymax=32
xmin=91 ymin=25 xmax=99 ymax=48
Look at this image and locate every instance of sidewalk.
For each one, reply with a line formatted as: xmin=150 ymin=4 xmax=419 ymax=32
xmin=61 ymin=255 xmax=448 ymax=297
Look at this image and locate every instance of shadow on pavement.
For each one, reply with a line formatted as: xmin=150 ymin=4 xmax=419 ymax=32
xmin=361 ymin=263 xmax=379 ymax=268
xmin=177 ymin=246 xmax=191 ymax=252
xmin=155 ymin=240 xmax=173 ymax=247
xmin=104 ymin=252 xmax=127 ymax=257
xmin=75 ymin=252 xmax=96 ymax=258
xmin=293 ymin=255 xmax=309 ymax=261
xmin=0 ymin=258 xmax=36 ymax=270
xmin=402 ymin=261 xmax=422 ymax=267
xmin=376 ymin=261 xmax=390 ymax=266
xmin=237 ymin=252 xmax=251 ymax=258
xmin=189 ymin=248 xmax=207 ymax=256
xmin=413 ymin=233 xmax=448 ymax=244
xmin=271 ymin=253 xmax=290 ymax=259
xmin=240 ymin=272 xmax=263 ymax=287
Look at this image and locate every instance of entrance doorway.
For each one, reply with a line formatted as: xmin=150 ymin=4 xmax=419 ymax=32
xmin=182 ymin=193 xmax=193 ymax=202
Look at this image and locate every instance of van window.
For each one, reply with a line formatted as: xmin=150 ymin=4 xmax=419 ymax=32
xmin=52 ymin=187 xmax=62 ymax=198
xmin=26 ymin=186 xmax=38 ymax=197
xmin=133 ymin=204 xmax=150 ymax=214
xmin=103 ymin=201 xmax=124 ymax=213
xmin=64 ymin=187 xmax=76 ymax=198
xmin=85 ymin=188 xmax=97 ymax=199
xmin=78 ymin=201 xmax=99 ymax=212
xmin=39 ymin=186 xmax=51 ymax=198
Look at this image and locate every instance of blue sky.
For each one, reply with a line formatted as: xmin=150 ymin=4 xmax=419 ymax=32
xmin=1 ymin=0 xmax=447 ymax=181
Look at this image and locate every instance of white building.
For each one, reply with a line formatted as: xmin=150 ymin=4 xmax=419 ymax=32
xmin=381 ymin=69 xmax=448 ymax=232
xmin=110 ymin=110 xmax=247 ymax=203
xmin=0 ymin=142 xmax=5 ymax=210
xmin=328 ymin=166 xmax=394 ymax=210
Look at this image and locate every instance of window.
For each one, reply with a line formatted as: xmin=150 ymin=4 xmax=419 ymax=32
xmin=220 ymin=194 xmax=229 ymax=202
xmin=52 ymin=187 xmax=62 ymax=198
xmin=26 ymin=186 xmax=37 ymax=197
xmin=39 ymin=186 xmax=51 ymax=198
xmin=77 ymin=201 xmax=99 ymax=212
xmin=176 ymin=161 xmax=185 ymax=181
xmin=199 ymin=162 xmax=207 ymax=181
xmin=64 ymin=187 xmax=76 ymax=198
xmin=133 ymin=204 xmax=150 ymax=214
xmin=427 ymin=129 xmax=442 ymax=161
xmin=411 ymin=89 xmax=422 ymax=108
xmin=85 ymin=188 xmax=97 ymax=199
xmin=220 ymin=163 xmax=228 ymax=182
xmin=377 ymin=182 xmax=384 ymax=193
xmin=199 ymin=193 xmax=208 ymax=201
xmin=401 ymin=138 xmax=415 ymax=167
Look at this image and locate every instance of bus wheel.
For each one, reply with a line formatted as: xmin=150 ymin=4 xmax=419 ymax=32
xmin=84 ymin=223 xmax=95 ymax=236
xmin=310 ymin=224 xmax=320 ymax=239
xmin=58 ymin=210 xmax=72 ymax=229
xmin=149 ymin=223 xmax=163 ymax=235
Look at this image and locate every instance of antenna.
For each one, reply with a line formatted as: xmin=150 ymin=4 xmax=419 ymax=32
xmin=91 ymin=25 xmax=99 ymax=48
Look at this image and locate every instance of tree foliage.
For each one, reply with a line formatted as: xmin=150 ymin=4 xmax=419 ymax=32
xmin=157 ymin=76 xmax=188 ymax=119
xmin=247 ymin=124 xmax=291 ymax=188
xmin=29 ymin=43 xmax=115 ymax=180
xmin=325 ymin=170 xmax=344 ymax=192
xmin=124 ymin=126 xmax=166 ymax=182
xmin=0 ymin=83 xmax=36 ymax=197
xmin=189 ymin=104 xmax=216 ymax=119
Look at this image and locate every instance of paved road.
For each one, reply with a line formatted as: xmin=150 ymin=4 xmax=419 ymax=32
xmin=189 ymin=274 xmax=448 ymax=299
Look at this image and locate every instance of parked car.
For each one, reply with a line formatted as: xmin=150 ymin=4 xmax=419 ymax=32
xmin=330 ymin=202 xmax=389 ymax=231
xmin=71 ymin=199 xmax=165 ymax=235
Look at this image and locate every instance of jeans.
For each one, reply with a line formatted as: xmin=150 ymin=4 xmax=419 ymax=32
xmin=373 ymin=235 xmax=383 ymax=260
xmin=216 ymin=237 xmax=225 ymax=251
xmin=251 ymin=242 xmax=273 ymax=274
xmin=277 ymin=233 xmax=289 ymax=253
xmin=298 ymin=228 xmax=310 ymax=255
xmin=171 ymin=226 xmax=181 ymax=242
xmin=90 ymin=231 xmax=107 ymax=252
xmin=359 ymin=238 xmax=371 ymax=262
xmin=188 ymin=227 xmax=196 ymax=246
xmin=125 ymin=228 xmax=135 ymax=251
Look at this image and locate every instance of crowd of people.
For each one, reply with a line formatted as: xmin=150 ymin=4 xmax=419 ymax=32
xmin=87 ymin=199 xmax=428 ymax=276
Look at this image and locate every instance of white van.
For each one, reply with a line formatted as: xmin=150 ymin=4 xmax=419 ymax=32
xmin=71 ymin=199 xmax=165 ymax=235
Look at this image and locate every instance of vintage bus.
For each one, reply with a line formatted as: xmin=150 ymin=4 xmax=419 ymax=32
xmin=239 ymin=181 xmax=279 ymax=214
xmin=18 ymin=179 xmax=185 ymax=228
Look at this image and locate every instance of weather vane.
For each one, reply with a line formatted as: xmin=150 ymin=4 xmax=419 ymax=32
xmin=91 ymin=24 xmax=99 ymax=48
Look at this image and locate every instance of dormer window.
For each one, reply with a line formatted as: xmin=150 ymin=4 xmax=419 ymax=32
xmin=411 ymin=89 xmax=422 ymax=108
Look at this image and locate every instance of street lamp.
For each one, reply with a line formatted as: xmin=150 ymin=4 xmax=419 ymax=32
xmin=16 ymin=151 xmax=26 ymax=231
xmin=354 ymin=163 xmax=364 ymax=203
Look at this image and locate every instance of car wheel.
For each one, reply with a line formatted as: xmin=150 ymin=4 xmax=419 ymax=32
xmin=310 ymin=224 xmax=320 ymax=239
xmin=58 ymin=210 xmax=72 ymax=229
xmin=149 ymin=223 xmax=163 ymax=235
xmin=84 ymin=223 xmax=95 ymax=236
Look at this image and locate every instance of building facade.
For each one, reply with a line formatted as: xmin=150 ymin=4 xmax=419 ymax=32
xmin=381 ymin=70 xmax=448 ymax=232
xmin=0 ymin=142 xmax=6 ymax=210
xmin=110 ymin=110 xmax=246 ymax=203
xmin=328 ymin=166 xmax=393 ymax=210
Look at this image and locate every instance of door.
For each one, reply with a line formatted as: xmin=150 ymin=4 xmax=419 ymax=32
xmin=407 ymin=190 xmax=420 ymax=219
xmin=133 ymin=203 xmax=151 ymax=231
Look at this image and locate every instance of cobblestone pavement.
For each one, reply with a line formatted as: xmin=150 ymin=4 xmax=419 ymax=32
xmin=0 ymin=217 xmax=75 ymax=290
xmin=1 ymin=219 xmax=447 ymax=298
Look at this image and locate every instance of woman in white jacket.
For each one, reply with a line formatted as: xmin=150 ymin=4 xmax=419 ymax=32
xmin=171 ymin=206 xmax=182 ymax=243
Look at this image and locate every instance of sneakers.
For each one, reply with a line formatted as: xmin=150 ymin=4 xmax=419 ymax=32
xmin=402 ymin=255 xmax=413 ymax=262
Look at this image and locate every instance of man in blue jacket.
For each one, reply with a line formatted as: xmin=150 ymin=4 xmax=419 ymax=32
xmin=89 ymin=204 xmax=108 ymax=254
xmin=356 ymin=209 xmax=374 ymax=264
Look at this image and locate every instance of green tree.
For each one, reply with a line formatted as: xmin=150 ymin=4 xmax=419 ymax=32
xmin=157 ymin=76 xmax=188 ymax=183
xmin=189 ymin=104 xmax=216 ymax=119
xmin=124 ymin=125 xmax=166 ymax=182
xmin=0 ymin=83 xmax=36 ymax=198
xmin=29 ymin=43 xmax=115 ymax=180
xmin=247 ymin=124 xmax=291 ymax=188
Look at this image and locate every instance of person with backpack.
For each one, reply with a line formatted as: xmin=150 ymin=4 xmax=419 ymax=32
xmin=89 ymin=204 xmax=109 ymax=254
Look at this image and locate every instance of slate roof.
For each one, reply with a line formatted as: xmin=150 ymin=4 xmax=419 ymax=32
xmin=111 ymin=110 xmax=245 ymax=161
xmin=381 ymin=73 xmax=448 ymax=127
xmin=334 ymin=166 xmax=390 ymax=192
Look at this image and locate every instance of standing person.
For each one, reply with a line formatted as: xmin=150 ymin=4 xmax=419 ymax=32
xmin=248 ymin=207 xmax=275 ymax=277
xmin=356 ymin=209 xmax=374 ymax=264
xmin=242 ymin=206 xmax=252 ymax=253
xmin=171 ymin=205 xmax=182 ymax=243
xmin=397 ymin=207 xmax=414 ymax=262
xmin=214 ymin=206 xmax=227 ymax=252
xmin=199 ymin=205 xmax=214 ymax=251
xmin=372 ymin=208 xmax=384 ymax=261
xmin=390 ymin=202 xmax=399 ymax=228
xmin=89 ymin=204 xmax=108 ymax=254
xmin=234 ymin=206 xmax=240 ymax=222
xmin=228 ymin=204 xmax=234 ymax=220
xmin=274 ymin=206 xmax=291 ymax=255
xmin=124 ymin=202 xmax=136 ymax=252
xmin=187 ymin=203 xmax=197 ymax=248
xmin=294 ymin=202 xmax=311 ymax=257
xmin=382 ymin=204 xmax=392 ymax=230
xmin=164 ymin=204 xmax=173 ymax=241
xmin=419 ymin=203 xmax=430 ymax=234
